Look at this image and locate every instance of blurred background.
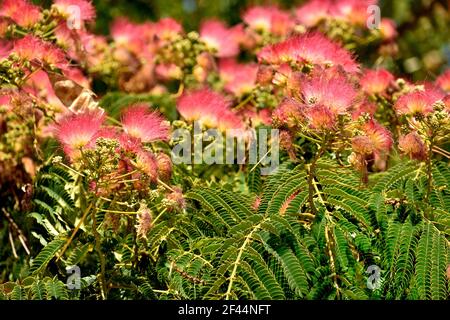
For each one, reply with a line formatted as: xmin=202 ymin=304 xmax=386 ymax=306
xmin=33 ymin=0 xmax=450 ymax=80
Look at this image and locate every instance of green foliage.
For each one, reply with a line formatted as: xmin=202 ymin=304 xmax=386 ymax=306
xmin=143 ymin=159 xmax=449 ymax=300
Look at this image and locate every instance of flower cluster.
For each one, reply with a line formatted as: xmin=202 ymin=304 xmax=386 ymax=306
xmin=0 ymin=0 xmax=449 ymax=241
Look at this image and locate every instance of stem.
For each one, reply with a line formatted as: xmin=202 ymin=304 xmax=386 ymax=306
xmin=92 ymin=206 xmax=107 ymax=299
xmin=425 ymin=136 xmax=434 ymax=203
xmin=233 ymin=94 xmax=253 ymax=110
xmin=152 ymin=207 xmax=168 ymax=225
xmin=307 ymin=143 xmax=326 ymax=215
xmin=57 ymin=203 xmax=93 ymax=261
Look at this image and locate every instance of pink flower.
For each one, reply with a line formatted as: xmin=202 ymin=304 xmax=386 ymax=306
xmin=111 ymin=17 xmax=147 ymax=54
xmin=154 ymin=18 xmax=183 ymax=42
xmin=379 ymin=18 xmax=398 ymax=41
xmin=0 ymin=0 xmax=42 ymax=28
xmin=272 ymin=97 xmax=304 ymax=128
xmin=54 ymin=110 xmax=105 ymax=159
xmin=219 ymin=59 xmax=258 ymax=96
xmin=86 ymin=127 xmax=119 ymax=149
xmin=330 ymin=0 xmax=376 ymax=26
xmin=0 ymin=40 xmax=12 ymax=60
xmin=118 ymin=133 xmax=142 ymax=154
xmin=177 ymin=88 xmax=244 ymax=131
xmin=166 ymin=187 xmax=186 ymax=211
xmin=177 ymin=88 xmax=228 ymax=125
xmin=395 ymin=89 xmax=444 ymax=116
xmin=295 ymin=0 xmax=331 ymax=27
xmin=200 ymin=20 xmax=240 ymax=58
xmin=258 ymin=33 xmax=359 ymax=74
xmin=352 ymin=136 xmax=375 ymax=155
xmin=361 ymin=119 xmax=392 ymax=154
xmin=301 ymin=73 xmax=357 ymax=115
xmin=0 ymin=17 xmax=9 ymax=37
xmin=307 ymin=104 xmax=336 ymax=131
xmin=121 ymin=104 xmax=170 ymax=143
xmin=14 ymin=35 xmax=68 ymax=70
xmin=243 ymin=5 xmax=294 ymax=36
xmin=360 ymin=69 xmax=395 ymax=95
xmin=23 ymin=70 xmax=64 ymax=107
xmin=436 ymin=69 xmax=450 ymax=92
xmin=53 ymin=0 xmax=96 ymax=22
xmin=351 ymin=100 xmax=377 ymax=120
xmin=135 ymin=204 xmax=153 ymax=240
xmin=443 ymin=95 xmax=450 ymax=113
xmin=135 ymin=150 xmax=158 ymax=182
xmin=399 ymin=132 xmax=427 ymax=161
xmin=156 ymin=152 xmax=172 ymax=182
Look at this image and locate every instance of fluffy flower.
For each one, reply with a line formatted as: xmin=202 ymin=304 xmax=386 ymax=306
xmin=165 ymin=187 xmax=186 ymax=212
xmin=360 ymin=69 xmax=395 ymax=95
xmin=352 ymin=136 xmax=375 ymax=155
xmin=117 ymin=133 xmax=142 ymax=154
xmin=219 ymin=59 xmax=258 ymax=96
xmin=307 ymin=104 xmax=336 ymax=131
xmin=177 ymin=88 xmax=228 ymax=126
xmin=242 ymin=5 xmax=294 ymax=36
xmin=301 ymin=73 xmax=357 ymax=115
xmin=257 ymin=33 xmax=359 ymax=74
xmin=13 ymin=35 xmax=68 ymax=70
xmin=443 ymin=95 xmax=450 ymax=113
xmin=154 ymin=18 xmax=183 ymax=42
xmin=330 ymin=0 xmax=376 ymax=26
xmin=399 ymin=132 xmax=427 ymax=161
xmin=395 ymin=89 xmax=444 ymax=116
xmin=135 ymin=203 xmax=153 ymax=240
xmin=0 ymin=40 xmax=12 ymax=60
xmin=436 ymin=70 xmax=450 ymax=92
xmin=272 ymin=97 xmax=304 ymax=128
xmin=0 ymin=0 xmax=42 ymax=28
xmin=156 ymin=152 xmax=172 ymax=182
xmin=86 ymin=127 xmax=119 ymax=149
xmin=121 ymin=104 xmax=170 ymax=143
xmin=295 ymin=0 xmax=331 ymax=27
xmin=200 ymin=20 xmax=240 ymax=58
xmin=111 ymin=17 xmax=147 ymax=54
xmin=379 ymin=18 xmax=398 ymax=41
xmin=54 ymin=110 xmax=105 ymax=159
xmin=23 ymin=70 xmax=64 ymax=107
xmin=135 ymin=150 xmax=158 ymax=181
xmin=177 ymin=88 xmax=244 ymax=131
xmin=53 ymin=0 xmax=96 ymax=22
xmin=361 ymin=119 xmax=392 ymax=154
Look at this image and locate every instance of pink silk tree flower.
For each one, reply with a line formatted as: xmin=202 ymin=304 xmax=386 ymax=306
xmin=301 ymin=73 xmax=357 ymax=115
xmin=54 ymin=110 xmax=105 ymax=159
xmin=360 ymin=69 xmax=395 ymax=95
xmin=258 ymin=33 xmax=359 ymax=74
xmin=436 ymin=70 xmax=450 ymax=92
xmin=13 ymin=35 xmax=69 ymax=70
xmin=121 ymin=104 xmax=170 ymax=143
xmin=361 ymin=119 xmax=393 ymax=154
xmin=242 ymin=5 xmax=294 ymax=36
xmin=395 ymin=89 xmax=444 ymax=116
xmin=295 ymin=0 xmax=332 ymax=28
xmin=399 ymin=132 xmax=427 ymax=161
xmin=0 ymin=0 xmax=42 ymax=28
xmin=219 ymin=59 xmax=258 ymax=96
xmin=200 ymin=20 xmax=240 ymax=58
xmin=53 ymin=0 xmax=96 ymax=22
